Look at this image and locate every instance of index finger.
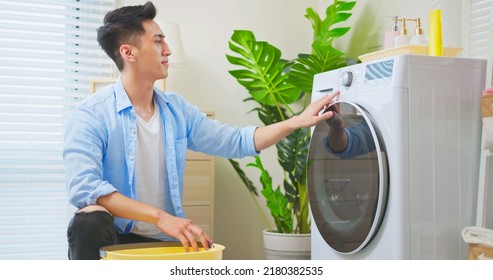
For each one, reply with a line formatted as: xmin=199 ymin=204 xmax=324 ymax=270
xmin=326 ymin=90 xmax=340 ymax=103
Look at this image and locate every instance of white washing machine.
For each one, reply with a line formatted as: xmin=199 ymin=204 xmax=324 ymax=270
xmin=308 ymin=54 xmax=486 ymax=259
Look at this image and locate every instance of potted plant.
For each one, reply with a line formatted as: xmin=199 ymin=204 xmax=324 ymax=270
xmin=226 ymin=0 xmax=356 ymax=259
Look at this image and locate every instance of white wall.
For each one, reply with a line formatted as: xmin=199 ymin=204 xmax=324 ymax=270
xmin=116 ymin=0 xmax=465 ymax=259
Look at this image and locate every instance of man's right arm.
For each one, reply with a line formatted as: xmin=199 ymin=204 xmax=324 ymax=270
xmin=97 ymin=192 xmax=212 ymax=252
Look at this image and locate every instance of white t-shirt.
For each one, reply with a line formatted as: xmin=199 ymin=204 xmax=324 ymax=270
xmin=130 ymin=103 xmax=171 ymax=240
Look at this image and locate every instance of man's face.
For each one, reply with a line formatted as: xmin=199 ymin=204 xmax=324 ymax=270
xmin=135 ymin=19 xmax=171 ymax=80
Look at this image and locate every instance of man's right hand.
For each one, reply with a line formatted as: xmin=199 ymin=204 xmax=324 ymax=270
xmin=155 ymin=212 xmax=213 ymax=252
xmin=97 ymin=192 xmax=212 ymax=252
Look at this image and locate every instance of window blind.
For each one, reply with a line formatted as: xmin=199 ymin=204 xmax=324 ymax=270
xmin=0 ymin=0 xmax=115 ymax=259
xmin=464 ymin=0 xmax=493 ymax=86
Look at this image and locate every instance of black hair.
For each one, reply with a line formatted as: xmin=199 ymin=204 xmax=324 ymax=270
xmin=96 ymin=1 xmax=157 ymax=71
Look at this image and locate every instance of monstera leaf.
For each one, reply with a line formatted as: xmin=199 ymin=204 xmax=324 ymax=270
xmin=306 ymin=0 xmax=356 ymax=44
xmin=228 ymin=158 xmax=259 ymax=196
xmin=288 ymin=43 xmax=347 ymax=94
xmin=227 ymin=30 xmax=301 ymax=108
xmin=288 ymin=0 xmax=355 ymax=94
xmin=276 ymin=127 xmax=310 ymax=176
xmin=247 ymin=97 xmax=288 ymax=126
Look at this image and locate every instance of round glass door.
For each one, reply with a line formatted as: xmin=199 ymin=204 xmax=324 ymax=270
xmin=307 ymin=101 xmax=389 ymax=254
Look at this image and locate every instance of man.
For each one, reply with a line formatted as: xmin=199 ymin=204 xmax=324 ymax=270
xmin=63 ymin=1 xmax=338 ymax=260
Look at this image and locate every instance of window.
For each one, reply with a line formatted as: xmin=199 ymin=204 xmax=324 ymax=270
xmin=464 ymin=0 xmax=493 ymax=86
xmin=0 ymin=0 xmax=114 ymax=259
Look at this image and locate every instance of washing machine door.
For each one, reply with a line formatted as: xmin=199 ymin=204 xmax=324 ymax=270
xmin=308 ymin=101 xmax=388 ymax=254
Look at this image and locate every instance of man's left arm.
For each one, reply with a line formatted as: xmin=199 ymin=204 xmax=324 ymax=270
xmin=253 ymin=91 xmax=339 ymax=151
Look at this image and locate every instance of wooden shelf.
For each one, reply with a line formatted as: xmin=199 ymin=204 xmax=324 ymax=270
xmin=183 ymin=112 xmax=215 ymax=238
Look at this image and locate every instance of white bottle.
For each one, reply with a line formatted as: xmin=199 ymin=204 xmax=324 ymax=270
xmin=394 ymin=18 xmax=411 ymax=47
xmin=384 ymin=16 xmax=399 ymax=49
xmin=409 ymin=18 xmax=428 ymax=45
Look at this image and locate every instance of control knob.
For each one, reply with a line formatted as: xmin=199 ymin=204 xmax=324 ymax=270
xmin=341 ymin=70 xmax=353 ymax=87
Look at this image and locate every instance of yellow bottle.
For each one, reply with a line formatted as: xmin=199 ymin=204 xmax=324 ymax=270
xmin=429 ymin=9 xmax=443 ymax=56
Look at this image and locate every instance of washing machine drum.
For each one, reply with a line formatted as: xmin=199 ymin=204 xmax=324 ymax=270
xmin=308 ymin=101 xmax=389 ymax=254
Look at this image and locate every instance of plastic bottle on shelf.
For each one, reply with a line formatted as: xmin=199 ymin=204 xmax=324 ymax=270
xmin=394 ymin=18 xmax=411 ymax=47
xmin=429 ymin=9 xmax=443 ymax=56
xmin=408 ymin=18 xmax=428 ymax=45
xmin=383 ymin=15 xmax=399 ymax=49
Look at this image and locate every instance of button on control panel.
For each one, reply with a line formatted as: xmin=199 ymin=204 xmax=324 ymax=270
xmin=341 ymin=70 xmax=353 ymax=87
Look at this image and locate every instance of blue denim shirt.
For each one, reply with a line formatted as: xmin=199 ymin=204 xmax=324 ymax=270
xmin=63 ymin=77 xmax=259 ymax=234
xmin=324 ymin=121 xmax=376 ymax=159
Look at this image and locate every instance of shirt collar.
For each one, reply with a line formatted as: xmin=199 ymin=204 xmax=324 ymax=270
xmin=115 ymin=76 xmax=133 ymax=113
xmin=114 ymin=76 xmax=170 ymax=112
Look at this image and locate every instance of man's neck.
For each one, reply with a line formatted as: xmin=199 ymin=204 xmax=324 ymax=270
xmin=121 ymin=73 xmax=156 ymax=122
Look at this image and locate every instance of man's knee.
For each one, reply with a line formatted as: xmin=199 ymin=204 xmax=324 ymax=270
xmin=67 ymin=207 xmax=116 ymax=260
xmin=76 ymin=205 xmax=111 ymax=215
xmin=69 ymin=207 xmax=114 ymax=235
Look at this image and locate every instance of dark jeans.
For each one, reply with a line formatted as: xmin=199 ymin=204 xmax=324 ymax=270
xmin=67 ymin=211 xmax=161 ymax=260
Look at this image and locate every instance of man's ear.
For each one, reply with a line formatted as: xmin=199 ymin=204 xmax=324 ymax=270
xmin=120 ymin=44 xmax=137 ymax=63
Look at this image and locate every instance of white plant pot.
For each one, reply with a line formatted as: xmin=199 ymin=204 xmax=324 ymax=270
xmin=262 ymin=229 xmax=311 ymax=260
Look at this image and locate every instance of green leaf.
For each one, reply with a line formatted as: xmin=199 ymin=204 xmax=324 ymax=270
xmin=227 ymin=30 xmax=301 ymax=107
xmin=248 ymin=156 xmax=293 ymax=233
xmin=290 ymin=1 xmax=356 ymax=93
xmin=228 ymin=159 xmax=259 ymax=196
xmin=305 ymin=8 xmax=322 ymax=35
xmin=310 ymin=1 xmax=356 ymax=46
xmin=255 ymin=105 xmax=287 ymax=126
xmin=276 ymin=127 xmax=310 ymax=175
xmin=288 ymin=44 xmax=347 ymax=93
xmin=337 ymin=1 xmax=357 ymax=11
xmin=328 ymin=27 xmax=351 ymax=39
